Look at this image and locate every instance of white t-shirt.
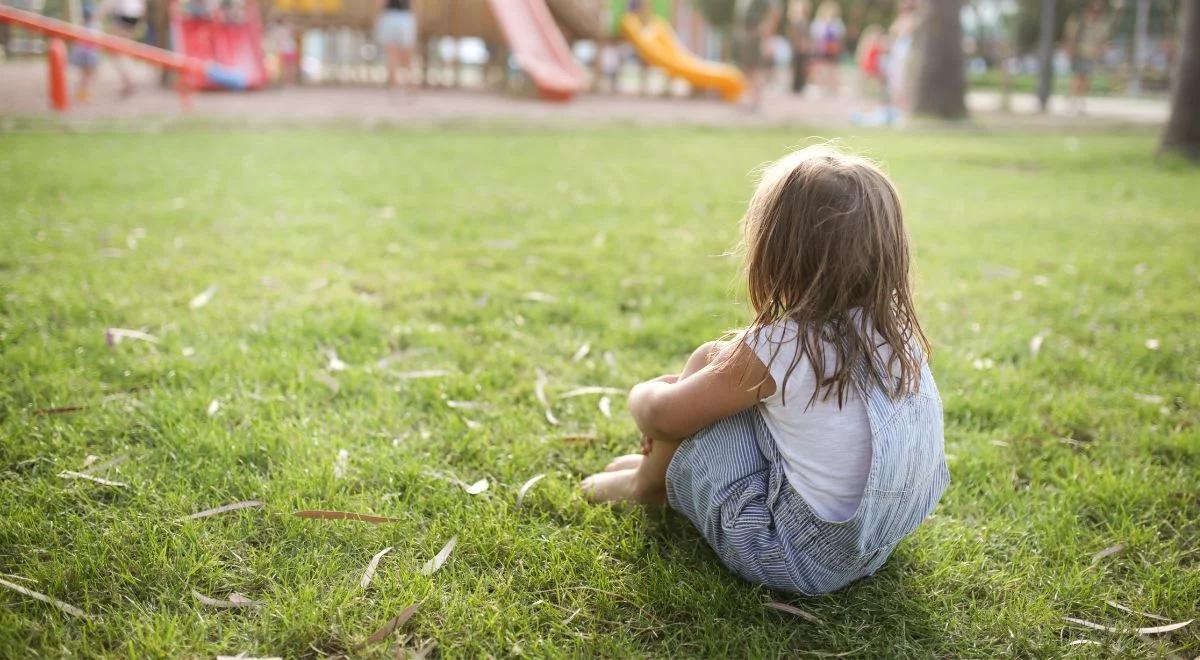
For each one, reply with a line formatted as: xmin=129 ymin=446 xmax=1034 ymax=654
xmin=745 ymin=319 xmax=878 ymax=522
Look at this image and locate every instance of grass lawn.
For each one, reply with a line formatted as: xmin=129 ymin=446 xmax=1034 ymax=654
xmin=1 ymin=126 xmax=1197 ymax=658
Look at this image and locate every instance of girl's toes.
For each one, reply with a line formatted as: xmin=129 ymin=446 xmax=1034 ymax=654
xmin=581 ymin=469 xmax=636 ymax=503
xmin=604 ymin=454 xmax=644 ymax=472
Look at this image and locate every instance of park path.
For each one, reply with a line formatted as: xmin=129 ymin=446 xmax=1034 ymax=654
xmin=0 ymin=59 xmax=1169 ymax=129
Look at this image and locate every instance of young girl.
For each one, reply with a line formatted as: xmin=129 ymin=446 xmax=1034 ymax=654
xmin=583 ymin=146 xmax=949 ymax=595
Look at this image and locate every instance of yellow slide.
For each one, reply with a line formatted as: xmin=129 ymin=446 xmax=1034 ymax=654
xmin=619 ymin=13 xmax=746 ymax=103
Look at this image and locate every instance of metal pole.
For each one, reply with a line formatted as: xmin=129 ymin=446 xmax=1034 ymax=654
xmin=1130 ymin=0 xmax=1150 ymax=95
xmin=1036 ymin=0 xmax=1057 ymax=112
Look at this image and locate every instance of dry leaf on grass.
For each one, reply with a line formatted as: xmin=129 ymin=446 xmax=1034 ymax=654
xmin=293 ymin=510 xmax=401 ymax=524
xmin=33 ymin=405 xmax=87 ymax=416
xmin=559 ymin=386 xmax=625 ymax=399
xmin=313 ymin=371 xmax=340 ymax=393
xmin=324 ymin=349 xmax=348 ymax=372
xmin=534 ymin=369 xmax=549 ymax=407
xmin=521 ymin=291 xmax=558 ymax=303
xmin=333 ymin=449 xmax=350 ymax=479
xmin=421 ymin=537 xmax=457 ymax=575
xmin=216 ymin=655 xmax=282 ymax=660
xmin=1133 ymin=620 xmax=1193 ymax=635
xmin=207 ymin=399 xmax=221 ymax=417
xmin=517 ymin=474 xmax=546 ymax=509
xmin=464 ymin=479 xmax=489 ymax=495
xmin=393 ymin=369 xmax=450 ymax=380
xmin=375 ymin=347 xmax=434 ymax=370
xmin=1029 ymin=330 xmax=1049 ymax=358
xmin=189 ymin=285 xmax=217 ymax=309
xmin=105 ymin=328 xmax=159 ymax=346
xmin=1064 ymin=616 xmax=1193 ymax=635
xmin=551 ymin=432 xmax=598 ymax=444
xmin=1105 ymin=600 xmax=1170 ymax=622
xmin=356 ymin=603 xmax=419 ymax=649
xmin=765 ymin=601 xmax=823 ymax=624
xmin=192 ymin=590 xmax=262 ymax=609
xmin=571 ymin=343 xmax=591 ymax=362
xmin=58 ymin=471 xmax=128 ymax=488
xmin=359 ymin=547 xmax=393 ymax=589
xmin=1089 ymin=544 xmax=1125 ymax=566
xmin=798 ymin=645 xmax=869 ymax=657
xmin=81 ymin=454 xmax=127 ymax=475
xmin=598 ymin=396 xmax=612 ymax=419
xmin=1067 ymin=640 xmax=1101 ymax=647
xmin=0 ymin=577 xmax=94 ymax=620
xmin=446 ymin=400 xmax=488 ymax=410
xmin=179 ymin=500 xmax=263 ymax=522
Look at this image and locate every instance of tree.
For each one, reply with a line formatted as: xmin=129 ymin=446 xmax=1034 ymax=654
xmin=1161 ymin=0 xmax=1200 ymax=160
xmin=694 ymin=0 xmax=737 ymax=32
xmin=912 ymin=0 xmax=968 ymax=119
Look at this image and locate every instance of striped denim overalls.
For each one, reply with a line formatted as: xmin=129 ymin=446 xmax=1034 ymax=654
xmin=665 ymin=361 xmax=949 ymax=595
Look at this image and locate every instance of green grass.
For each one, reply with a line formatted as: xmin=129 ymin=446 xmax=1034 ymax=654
xmin=0 ymin=126 xmax=1197 ymax=658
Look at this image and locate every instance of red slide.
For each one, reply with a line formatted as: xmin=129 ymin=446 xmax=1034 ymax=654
xmin=485 ymin=0 xmax=586 ymax=101
xmin=171 ymin=0 xmax=268 ymax=90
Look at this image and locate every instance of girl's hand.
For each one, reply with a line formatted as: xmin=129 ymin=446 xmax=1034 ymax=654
xmin=650 ymin=374 xmax=679 ymax=384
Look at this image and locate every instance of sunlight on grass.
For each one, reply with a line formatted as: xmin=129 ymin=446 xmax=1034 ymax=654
xmin=0 ymin=127 xmax=1197 ymax=657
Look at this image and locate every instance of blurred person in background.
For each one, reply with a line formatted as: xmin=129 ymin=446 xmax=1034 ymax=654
xmin=734 ymin=0 xmax=783 ymax=111
xmin=808 ymin=0 xmax=844 ymax=96
xmin=786 ymin=0 xmax=811 ymax=94
xmin=1063 ymin=0 xmax=1112 ymax=113
xmin=855 ymin=25 xmax=886 ymax=99
xmin=70 ymin=1 xmax=101 ymax=102
xmin=96 ymin=0 xmax=146 ymax=96
xmin=886 ymin=0 xmax=917 ymax=115
xmin=375 ymin=0 xmax=416 ymax=89
xmin=265 ymin=15 xmax=298 ymax=85
xmin=850 ymin=24 xmax=896 ymax=126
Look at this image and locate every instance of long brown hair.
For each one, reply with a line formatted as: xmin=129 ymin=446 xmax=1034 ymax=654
xmin=733 ymin=145 xmax=929 ymax=407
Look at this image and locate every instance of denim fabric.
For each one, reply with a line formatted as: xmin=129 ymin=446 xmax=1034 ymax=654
xmin=665 ymin=362 xmax=949 ymax=595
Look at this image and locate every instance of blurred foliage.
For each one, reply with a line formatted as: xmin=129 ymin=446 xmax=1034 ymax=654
xmin=693 ymin=0 xmax=895 ymax=39
xmin=1012 ymin=0 xmax=1181 ymax=54
xmin=693 ymin=0 xmax=737 ymax=31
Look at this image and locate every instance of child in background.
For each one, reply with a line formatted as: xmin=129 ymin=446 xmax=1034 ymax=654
xmin=70 ymin=2 xmax=102 ymax=102
xmin=808 ymin=0 xmax=844 ymax=96
xmin=265 ymin=16 xmax=298 ymax=85
xmin=856 ymin=24 xmax=886 ymax=94
xmin=583 ymin=146 xmax=949 ymax=595
xmin=851 ymin=24 xmax=896 ymax=126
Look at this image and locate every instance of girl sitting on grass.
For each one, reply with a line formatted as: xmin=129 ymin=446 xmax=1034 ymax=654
xmin=583 ymin=146 xmax=949 ymax=595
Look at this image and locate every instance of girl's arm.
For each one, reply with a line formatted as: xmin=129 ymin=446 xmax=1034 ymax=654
xmin=628 ymin=340 xmax=775 ymax=443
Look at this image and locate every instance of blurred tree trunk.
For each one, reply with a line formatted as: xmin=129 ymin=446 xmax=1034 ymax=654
xmin=912 ymin=0 xmax=968 ymax=119
xmin=1161 ymin=0 xmax=1200 ymax=160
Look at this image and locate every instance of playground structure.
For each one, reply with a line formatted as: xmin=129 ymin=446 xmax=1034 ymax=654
xmin=0 ymin=3 xmax=252 ymax=111
xmin=2 ymin=0 xmax=746 ymax=108
xmin=172 ymin=0 xmax=269 ymax=91
xmin=619 ymin=12 xmax=744 ymax=102
xmin=277 ymin=0 xmax=741 ymax=102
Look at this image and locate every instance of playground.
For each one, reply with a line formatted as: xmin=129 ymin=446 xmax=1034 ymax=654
xmin=2 ymin=0 xmax=1199 ymax=658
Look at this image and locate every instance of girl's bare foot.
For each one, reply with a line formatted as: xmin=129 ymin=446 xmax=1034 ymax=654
xmin=581 ymin=468 xmax=666 ymax=506
xmin=604 ymin=454 xmax=643 ymax=472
